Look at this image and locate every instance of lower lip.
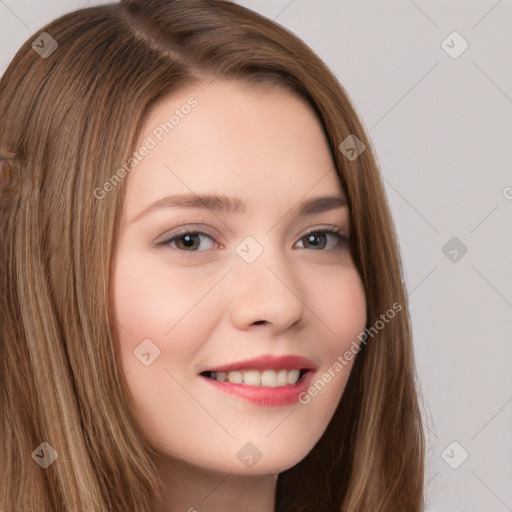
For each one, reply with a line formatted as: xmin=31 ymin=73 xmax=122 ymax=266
xmin=200 ymin=371 xmax=315 ymax=407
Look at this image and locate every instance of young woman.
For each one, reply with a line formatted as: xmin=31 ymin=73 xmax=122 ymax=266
xmin=0 ymin=1 xmax=425 ymax=510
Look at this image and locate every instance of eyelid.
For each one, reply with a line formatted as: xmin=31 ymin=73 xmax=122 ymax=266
xmin=153 ymin=224 xmax=219 ymax=247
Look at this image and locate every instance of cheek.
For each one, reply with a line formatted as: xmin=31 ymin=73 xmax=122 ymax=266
xmin=291 ymin=267 xmax=366 ymax=431
xmin=111 ymin=255 xmax=176 ymax=330
xmin=111 ymin=252 xmax=187 ymax=371
xmin=112 ymin=249 xmax=195 ymax=334
xmin=110 ymin=256 xmax=216 ymax=446
xmin=319 ymin=267 xmax=367 ymax=353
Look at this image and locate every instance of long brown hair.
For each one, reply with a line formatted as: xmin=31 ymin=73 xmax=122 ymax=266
xmin=0 ymin=1 xmax=425 ymax=510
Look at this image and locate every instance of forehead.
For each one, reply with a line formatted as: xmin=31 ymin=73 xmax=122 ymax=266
xmin=123 ymin=79 xmax=344 ymax=217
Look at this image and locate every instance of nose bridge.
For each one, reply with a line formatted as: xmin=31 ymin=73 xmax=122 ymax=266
xmin=229 ymin=233 xmax=306 ymax=329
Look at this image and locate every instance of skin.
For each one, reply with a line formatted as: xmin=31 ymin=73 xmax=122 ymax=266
xmin=110 ymin=79 xmax=367 ymax=512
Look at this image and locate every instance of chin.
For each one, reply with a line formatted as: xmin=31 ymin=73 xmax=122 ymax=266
xmin=227 ymin=443 xmax=314 ymax=476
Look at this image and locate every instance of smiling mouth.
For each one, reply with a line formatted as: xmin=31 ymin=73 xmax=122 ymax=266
xmin=200 ymin=368 xmax=309 ymax=387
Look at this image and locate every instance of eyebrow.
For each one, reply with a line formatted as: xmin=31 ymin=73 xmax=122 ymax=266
xmin=129 ymin=193 xmax=347 ymax=224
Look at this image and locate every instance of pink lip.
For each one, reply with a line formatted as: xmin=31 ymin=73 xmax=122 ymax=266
xmin=199 ymin=355 xmax=319 ymax=407
xmin=202 ymin=354 xmax=319 ymax=373
xmin=201 ymin=369 xmax=317 ymax=407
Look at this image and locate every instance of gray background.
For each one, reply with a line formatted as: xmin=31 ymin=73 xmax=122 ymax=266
xmin=1 ymin=1 xmax=511 ymax=510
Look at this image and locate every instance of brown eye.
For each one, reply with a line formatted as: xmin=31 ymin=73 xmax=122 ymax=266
xmin=158 ymin=229 xmax=216 ymax=252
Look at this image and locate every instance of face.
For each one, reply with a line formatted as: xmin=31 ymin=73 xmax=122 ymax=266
xmin=110 ymin=79 xmax=367 ymax=476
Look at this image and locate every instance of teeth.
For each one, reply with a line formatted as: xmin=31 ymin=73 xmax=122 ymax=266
xmin=210 ymin=369 xmax=304 ymax=386
xmin=226 ymin=370 xmax=242 ymax=383
xmin=277 ymin=369 xmax=288 ymax=386
xmin=260 ymin=370 xmax=278 ymax=387
xmin=286 ymin=369 xmax=300 ymax=385
xmin=243 ymin=370 xmax=261 ymax=386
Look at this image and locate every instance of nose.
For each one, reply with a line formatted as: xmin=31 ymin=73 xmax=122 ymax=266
xmin=229 ymin=240 xmax=306 ymax=332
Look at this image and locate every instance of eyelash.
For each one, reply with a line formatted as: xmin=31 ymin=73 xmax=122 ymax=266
xmin=156 ymin=226 xmax=349 ymax=254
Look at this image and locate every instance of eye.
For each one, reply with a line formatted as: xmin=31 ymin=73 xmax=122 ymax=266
xmin=157 ymin=228 xmax=217 ymax=252
xmin=156 ymin=226 xmax=349 ymax=253
xmin=295 ymin=227 xmax=349 ymax=251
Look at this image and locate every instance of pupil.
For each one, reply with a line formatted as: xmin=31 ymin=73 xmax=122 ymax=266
xmin=307 ymin=233 xmax=325 ymax=249
xmin=181 ymin=234 xmax=197 ymax=249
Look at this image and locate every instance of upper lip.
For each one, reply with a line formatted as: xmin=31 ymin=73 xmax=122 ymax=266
xmin=201 ymin=354 xmax=319 ymax=373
